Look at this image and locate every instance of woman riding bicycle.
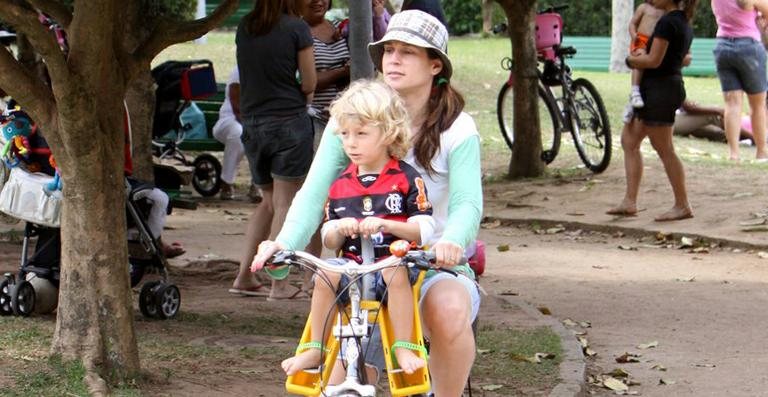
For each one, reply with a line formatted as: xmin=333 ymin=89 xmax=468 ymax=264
xmin=251 ymin=10 xmax=482 ymax=395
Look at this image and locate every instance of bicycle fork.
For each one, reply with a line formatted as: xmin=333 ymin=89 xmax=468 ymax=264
xmin=324 ymin=277 xmax=377 ymax=397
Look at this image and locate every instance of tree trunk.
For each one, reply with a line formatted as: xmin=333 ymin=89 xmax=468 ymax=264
xmin=482 ymin=0 xmax=494 ymax=34
xmin=610 ymin=0 xmax=633 ymax=73
xmin=349 ymin=0 xmax=375 ymax=80
xmin=50 ymin=88 xmax=139 ymax=395
xmin=497 ymin=0 xmax=545 ymax=178
xmin=125 ymin=68 xmax=156 ymax=181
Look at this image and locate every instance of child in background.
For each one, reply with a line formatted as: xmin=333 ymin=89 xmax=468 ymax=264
xmin=628 ymin=0 xmax=664 ymax=108
xmin=258 ymin=79 xmax=435 ymax=376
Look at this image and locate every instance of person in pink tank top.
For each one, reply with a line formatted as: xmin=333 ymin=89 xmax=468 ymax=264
xmin=712 ymin=0 xmax=768 ymax=161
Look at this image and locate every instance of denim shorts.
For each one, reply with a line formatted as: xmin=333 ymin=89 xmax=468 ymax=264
xmin=241 ymin=112 xmax=314 ymax=186
xmin=713 ymin=37 xmax=767 ymax=94
xmin=361 ymin=271 xmax=481 ymax=376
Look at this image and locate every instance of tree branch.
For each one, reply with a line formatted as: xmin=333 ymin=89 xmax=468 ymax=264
xmin=27 ymin=0 xmax=72 ymax=28
xmin=134 ymin=0 xmax=239 ymax=64
xmin=0 ymin=0 xmax=68 ymax=83
xmin=0 ymin=47 xmax=57 ymax=130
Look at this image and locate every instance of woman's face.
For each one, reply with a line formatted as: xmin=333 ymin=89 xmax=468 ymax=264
xmin=304 ymin=0 xmax=329 ymax=22
xmin=381 ymin=41 xmax=443 ymax=96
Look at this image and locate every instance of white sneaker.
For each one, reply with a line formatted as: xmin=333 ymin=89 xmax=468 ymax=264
xmin=630 ymin=91 xmax=644 ymax=108
xmin=622 ymin=103 xmax=635 ymax=124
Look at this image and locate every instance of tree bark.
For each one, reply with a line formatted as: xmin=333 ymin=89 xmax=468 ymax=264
xmin=610 ymin=0 xmax=633 ymax=73
xmin=496 ymin=0 xmax=545 ymax=178
xmin=0 ymin=0 xmax=239 ymax=393
xmin=125 ymin=67 xmax=156 ymax=181
xmin=349 ymin=0 xmax=374 ymax=80
xmin=482 ymin=0 xmax=494 ymax=34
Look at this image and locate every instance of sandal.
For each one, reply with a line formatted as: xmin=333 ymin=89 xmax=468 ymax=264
xmin=389 ymin=340 xmax=428 ymax=369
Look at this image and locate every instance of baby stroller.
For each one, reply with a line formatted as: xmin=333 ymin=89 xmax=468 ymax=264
xmin=152 ymin=59 xmax=222 ymax=197
xmin=0 ymin=111 xmax=181 ymax=319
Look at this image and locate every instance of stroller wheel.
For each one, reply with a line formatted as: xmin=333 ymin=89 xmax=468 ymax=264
xmin=155 ymin=283 xmax=180 ymax=319
xmin=192 ymin=154 xmax=222 ymax=197
xmin=11 ymin=280 xmax=35 ymax=317
xmin=139 ymin=280 xmax=161 ymax=318
xmin=0 ymin=277 xmax=13 ymax=316
xmin=192 ymin=153 xmax=221 ymax=197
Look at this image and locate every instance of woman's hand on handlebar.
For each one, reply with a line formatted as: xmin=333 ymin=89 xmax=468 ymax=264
xmin=432 ymin=240 xmax=464 ymax=268
xmin=250 ymin=240 xmax=286 ymax=272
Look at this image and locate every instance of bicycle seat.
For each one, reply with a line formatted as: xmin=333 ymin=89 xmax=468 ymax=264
xmin=556 ymin=46 xmax=577 ymax=57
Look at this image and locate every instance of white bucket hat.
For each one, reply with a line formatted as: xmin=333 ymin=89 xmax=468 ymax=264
xmin=368 ymin=10 xmax=452 ymax=79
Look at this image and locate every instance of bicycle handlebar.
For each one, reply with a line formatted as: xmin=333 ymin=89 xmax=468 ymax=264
xmin=268 ymin=244 xmax=464 ymax=277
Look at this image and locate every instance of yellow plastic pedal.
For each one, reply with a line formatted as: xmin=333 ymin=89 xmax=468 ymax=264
xmin=378 ymin=271 xmax=431 ymax=397
xmin=285 ymin=315 xmax=341 ymax=396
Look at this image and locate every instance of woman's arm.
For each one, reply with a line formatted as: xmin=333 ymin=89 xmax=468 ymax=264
xmin=297 ymin=45 xmax=317 ymax=96
xmin=442 ymin=135 xmax=483 ymax=249
xmin=627 ymin=37 xmax=669 ymax=69
xmin=275 ymin=121 xmax=349 ymax=250
xmin=315 ymin=64 xmax=350 ymax=91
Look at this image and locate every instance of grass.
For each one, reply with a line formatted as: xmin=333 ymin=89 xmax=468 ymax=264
xmin=155 ymin=32 xmax=763 ymax=177
xmin=473 ymin=326 xmax=563 ymax=392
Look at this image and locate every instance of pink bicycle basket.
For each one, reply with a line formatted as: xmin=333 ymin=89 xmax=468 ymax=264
xmin=535 ymin=13 xmax=563 ymax=50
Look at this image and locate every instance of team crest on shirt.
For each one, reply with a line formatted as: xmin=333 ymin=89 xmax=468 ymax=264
xmin=384 ymin=193 xmax=403 ymax=214
xmin=362 ymin=196 xmax=374 ymax=216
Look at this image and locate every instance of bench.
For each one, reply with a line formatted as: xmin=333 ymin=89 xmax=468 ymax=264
xmin=561 ymin=36 xmax=717 ymax=77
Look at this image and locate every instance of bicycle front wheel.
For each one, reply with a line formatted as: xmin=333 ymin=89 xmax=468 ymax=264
xmin=569 ymin=78 xmax=611 ymax=173
xmin=496 ymin=81 xmax=562 ymax=163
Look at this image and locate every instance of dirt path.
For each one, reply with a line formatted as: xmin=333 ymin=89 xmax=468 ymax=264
xmin=480 ymin=223 xmax=768 ymax=396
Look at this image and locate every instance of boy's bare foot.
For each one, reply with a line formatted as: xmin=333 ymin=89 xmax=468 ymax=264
xmin=654 ymin=206 xmax=693 ymax=222
xmin=606 ymin=201 xmax=637 ymax=217
xmin=394 ymin=347 xmax=426 ymax=374
xmin=282 ymin=348 xmax=322 ymax=375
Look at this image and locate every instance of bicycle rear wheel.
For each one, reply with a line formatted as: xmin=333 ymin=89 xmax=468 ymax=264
xmin=496 ymin=81 xmax=562 ymax=163
xmin=569 ymin=78 xmax=611 ymax=173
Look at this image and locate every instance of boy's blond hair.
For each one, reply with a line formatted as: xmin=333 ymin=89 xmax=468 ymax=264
xmin=329 ymin=79 xmax=411 ymax=159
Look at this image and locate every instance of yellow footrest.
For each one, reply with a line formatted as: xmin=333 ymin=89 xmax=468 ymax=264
xmin=285 ymin=315 xmax=341 ymax=397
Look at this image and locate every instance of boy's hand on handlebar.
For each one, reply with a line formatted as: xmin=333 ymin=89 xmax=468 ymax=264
xmin=432 ymin=240 xmax=464 ymax=268
xmin=251 ymin=240 xmax=285 ymax=272
xmin=359 ymin=216 xmax=387 ymax=238
xmin=333 ymin=217 xmax=360 ymax=238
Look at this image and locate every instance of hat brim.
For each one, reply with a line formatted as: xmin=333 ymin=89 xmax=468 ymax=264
xmin=368 ymin=31 xmax=452 ymax=79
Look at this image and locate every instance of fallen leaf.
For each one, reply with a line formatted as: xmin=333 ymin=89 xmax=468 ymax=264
xmin=613 ymin=231 xmax=625 ymax=238
xmin=758 ymin=251 xmax=768 ymax=259
xmin=566 ymin=212 xmax=585 ymax=216
xmin=680 ymin=236 xmax=694 ymax=248
xmin=693 ymin=363 xmax=716 ymax=368
xmin=481 ymin=219 xmax=501 ymax=229
xmin=602 ymin=376 xmax=629 ymax=391
xmin=497 ymin=244 xmax=510 ymax=252
xmin=605 ymin=368 xmax=631 ymax=378
xmin=546 ymin=226 xmax=565 ymax=234
xmin=579 ymin=321 xmax=592 ymax=328
xmin=637 ymin=341 xmax=659 ymax=349
xmin=615 ymin=391 xmax=640 ymax=395
xmin=525 ymin=352 xmax=556 ymax=363
xmin=659 ymin=378 xmax=676 ymax=385
xmin=651 ymin=364 xmax=667 ymax=371
xmin=562 ymin=318 xmax=578 ymax=327
xmin=655 ymin=232 xmax=670 ymax=241
xmin=499 ymin=290 xmax=518 ymax=296
xmin=618 ymin=245 xmax=638 ymax=251
xmin=477 ymin=348 xmax=492 ymax=355
xmin=578 ymin=336 xmax=589 ymax=348
xmin=574 ymin=330 xmax=587 ymax=336
xmin=616 ymin=352 xmax=641 ymax=363
xmin=675 ymin=276 xmax=696 ymax=282
xmin=481 ymin=384 xmax=503 ymax=391
xmin=592 ymin=265 xmax=605 ymax=269
xmin=537 ymin=306 xmax=551 ymax=315
xmin=585 ymin=347 xmax=597 ymax=357
xmin=689 ymin=247 xmax=709 ymax=254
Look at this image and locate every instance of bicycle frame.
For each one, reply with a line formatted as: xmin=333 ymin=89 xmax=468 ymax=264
xmin=281 ymin=246 xmax=435 ymax=397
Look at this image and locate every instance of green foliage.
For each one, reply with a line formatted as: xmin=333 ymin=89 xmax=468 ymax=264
xmin=142 ymin=0 xmax=198 ymax=20
xmin=536 ymin=0 xmax=718 ymax=37
xmin=443 ymin=0 xmax=506 ymax=35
